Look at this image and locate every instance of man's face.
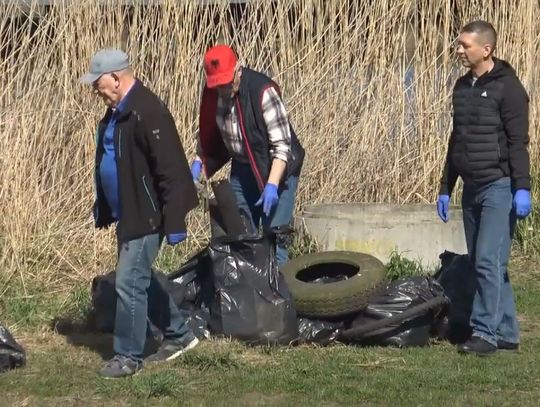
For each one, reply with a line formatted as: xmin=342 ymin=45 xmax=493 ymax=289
xmin=214 ymin=67 xmax=240 ymax=98
xmin=92 ymin=73 xmax=121 ymax=107
xmin=456 ymin=32 xmax=492 ymax=69
xmin=215 ymin=82 xmax=234 ymax=98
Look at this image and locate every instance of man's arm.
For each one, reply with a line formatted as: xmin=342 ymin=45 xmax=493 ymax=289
xmin=142 ymin=102 xmax=198 ymax=234
xmin=501 ymin=77 xmax=530 ymax=190
xmin=439 ymin=131 xmax=458 ymax=196
xmin=261 ymin=86 xmax=291 ymax=185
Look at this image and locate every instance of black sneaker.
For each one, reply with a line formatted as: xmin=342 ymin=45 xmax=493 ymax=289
xmin=497 ymin=340 xmax=519 ymax=352
xmin=145 ymin=336 xmax=199 ymax=363
xmin=457 ymin=336 xmax=497 ymax=356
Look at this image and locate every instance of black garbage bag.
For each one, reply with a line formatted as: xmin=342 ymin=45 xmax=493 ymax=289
xmin=344 ymin=277 xmax=449 ymax=347
xmin=90 ymin=270 xmax=172 ymax=333
xmin=297 ymin=318 xmax=344 ymax=345
xmin=207 ymin=230 xmax=298 ymax=345
xmin=0 ymin=323 xmax=26 ymax=372
xmin=90 ymin=268 xmax=210 ymax=339
xmin=312 ymin=275 xmax=348 ymax=284
xmin=433 ymin=251 xmax=475 ymax=343
xmin=168 ymin=247 xmax=213 ymax=310
xmin=209 ymin=180 xmax=255 ymax=237
xmin=178 ymin=307 xmax=211 ymax=340
xmin=89 ymin=271 xmax=117 ymax=333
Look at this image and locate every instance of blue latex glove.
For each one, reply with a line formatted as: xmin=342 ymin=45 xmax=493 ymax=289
xmin=437 ymin=194 xmax=450 ymax=223
xmin=255 ymin=183 xmax=279 ymax=217
xmin=513 ymin=189 xmax=531 ymax=219
xmin=167 ymin=232 xmax=187 ymax=246
xmin=191 ymin=160 xmax=202 ymax=181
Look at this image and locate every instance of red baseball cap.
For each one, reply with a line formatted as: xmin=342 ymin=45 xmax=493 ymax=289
xmin=203 ymin=45 xmax=238 ymax=88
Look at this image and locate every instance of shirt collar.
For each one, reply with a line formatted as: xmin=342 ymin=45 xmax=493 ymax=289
xmin=113 ymin=81 xmax=136 ymax=115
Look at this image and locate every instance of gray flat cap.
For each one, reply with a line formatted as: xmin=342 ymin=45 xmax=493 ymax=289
xmin=80 ymin=48 xmax=130 ymax=85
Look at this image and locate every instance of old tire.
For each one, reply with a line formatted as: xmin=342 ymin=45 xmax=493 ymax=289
xmin=281 ymin=251 xmax=387 ymax=318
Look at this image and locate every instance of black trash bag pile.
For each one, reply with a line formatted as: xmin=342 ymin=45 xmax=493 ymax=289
xmin=206 ymin=231 xmax=298 ymax=345
xmin=167 ymin=248 xmax=214 ymax=340
xmin=89 ymin=268 xmax=210 ymax=340
xmin=0 ymin=323 xmax=26 ymax=373
xmin=166 ymin=229 xmax=299 ymax=345
xmin=85 ymin=179 xmax=461 ymax=349
xmin=190 ymin=180 xmax=298 ymax=345
xmin=87 ymin=233 xmax=297 ymax=345
xmin=87 ymin=180 xmax=298 ymax=346
xmin=344 ymin=277 xmax=449 ymax=348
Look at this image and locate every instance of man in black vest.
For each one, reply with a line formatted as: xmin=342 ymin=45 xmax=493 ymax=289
xmin=437 ymin=21 xmax=531 ymax=356
xmin=192 ymin=45 xmax=305 ymax=265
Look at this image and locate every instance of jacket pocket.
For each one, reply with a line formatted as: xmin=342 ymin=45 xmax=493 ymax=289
xmin=142 ymin=175 xmax=157 ymax=212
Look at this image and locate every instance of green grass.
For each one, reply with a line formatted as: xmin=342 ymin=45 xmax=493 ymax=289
xmin=0 ymin=282 xmax=91 ymax=329
xmin=384 ymin=250 xmax=434 ymax=281
xmin=2 ymin=256 xmax=540 ymax=405
xmin=2 ymin=329 xmax=540 ymax=406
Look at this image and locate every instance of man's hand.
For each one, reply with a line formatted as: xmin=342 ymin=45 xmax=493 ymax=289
xmin=255 ymin=183 xmax=279 ymax=216
xmin=167 ymin=232 xmax=187 ymax=246
xmin=513 ymin=189 xmax=532 ymax=219
xmin=437 ymin=194 xmax=450 ymax=223
xmin=190 ymin=159 xmax=202 ymax=181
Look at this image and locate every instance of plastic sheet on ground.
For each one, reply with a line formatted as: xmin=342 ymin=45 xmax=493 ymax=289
xmin=349 ymin=277 xmax=448 ymax=348
xmin=297 ymin=318 xmax=344 ymax=345
xmin=0 ymin=323 xmax=26 ymax=372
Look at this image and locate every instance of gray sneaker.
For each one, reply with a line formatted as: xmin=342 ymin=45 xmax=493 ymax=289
xmin=145 ymin=336 xmax=199 ymax=363
xmin=99 ymin=355 xmax=142 ymax=378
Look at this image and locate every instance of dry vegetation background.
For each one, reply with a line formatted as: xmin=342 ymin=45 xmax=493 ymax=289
xmin=0 ymin=0 xmax=538 ymax=295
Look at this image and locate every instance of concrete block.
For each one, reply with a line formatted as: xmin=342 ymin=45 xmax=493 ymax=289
xmin=295 ymin=203 xmax=467 ymax=269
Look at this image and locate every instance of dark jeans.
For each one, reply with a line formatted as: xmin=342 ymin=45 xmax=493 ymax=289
xmin=229 ymin=161 xmax=299 ymax=265
xmin=462 ymin=177 xmax=519 ymax=346
xmin=114 ymin=233 xmax=193 ymax=362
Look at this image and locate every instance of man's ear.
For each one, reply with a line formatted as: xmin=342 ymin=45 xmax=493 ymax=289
xmin=483 ymin=43 xmax=493 ymax=58
xmin=111 ymin=72 xmax=120 ymax=88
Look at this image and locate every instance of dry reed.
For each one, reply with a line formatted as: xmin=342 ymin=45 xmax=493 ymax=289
xmin=0 ymin=0 xmax=538 ymax=293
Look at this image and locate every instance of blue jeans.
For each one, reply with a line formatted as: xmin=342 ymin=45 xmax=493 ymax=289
xmin=462 ymin=177 xmax=519 ymax=346
xmin=114 ymin=233 xmax=193 ymax=362
xmin=229 ymin=161 xmax=299 ymax=265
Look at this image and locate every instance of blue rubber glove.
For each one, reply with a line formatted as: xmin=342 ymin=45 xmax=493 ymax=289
xmin=255 ymin=183 xmax=279 ymax=217
xmin=513 ymin=189 xmax=531 ymax=219
xmin=191 ymin=159 xmax=202 ymax=181
xmin=437 ymin=194 xmax=450 ymax=223
xmin=167 ymin=232 xmax=187 ymax=246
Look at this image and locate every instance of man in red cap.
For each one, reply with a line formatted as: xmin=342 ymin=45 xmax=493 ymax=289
xmin=191 ymin=45 xmax=305 ymax=265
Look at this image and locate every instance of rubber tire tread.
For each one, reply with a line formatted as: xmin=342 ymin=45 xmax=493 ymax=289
xmin=281 ymin=251 xmax=387 ymax=318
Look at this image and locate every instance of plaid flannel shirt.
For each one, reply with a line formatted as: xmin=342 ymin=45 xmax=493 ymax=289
xmin=211 ymin=86 xmax=292 ymax=163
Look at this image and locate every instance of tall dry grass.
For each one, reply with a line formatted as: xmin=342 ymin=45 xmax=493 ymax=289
xmin=0 ymin=0 xmax=539 ymax=295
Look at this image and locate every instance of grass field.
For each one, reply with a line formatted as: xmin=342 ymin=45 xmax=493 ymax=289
xmin=2 ymin=255 xmax=539 ymax=406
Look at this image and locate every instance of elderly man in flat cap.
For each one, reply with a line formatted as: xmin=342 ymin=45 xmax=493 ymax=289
xmin=80 ymin=49 xmax=199 ymax=378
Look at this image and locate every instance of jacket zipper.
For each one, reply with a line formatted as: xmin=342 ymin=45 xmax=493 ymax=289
xmin=235 ymin=98 xmax=265 ymax=191
xmin=114 ymin=124 xmax=122 ymax=221
xmin=95 ymin=122 xmax=109 ymax=223
xmin=142 ymin=175 xmax=157 ymax=212
xmin=118 ymin=128 xmax=122 ymax=159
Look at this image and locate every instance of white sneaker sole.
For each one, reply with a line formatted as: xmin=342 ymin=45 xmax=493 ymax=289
xmin=165 ymin=337 xmax=199 ymax=361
